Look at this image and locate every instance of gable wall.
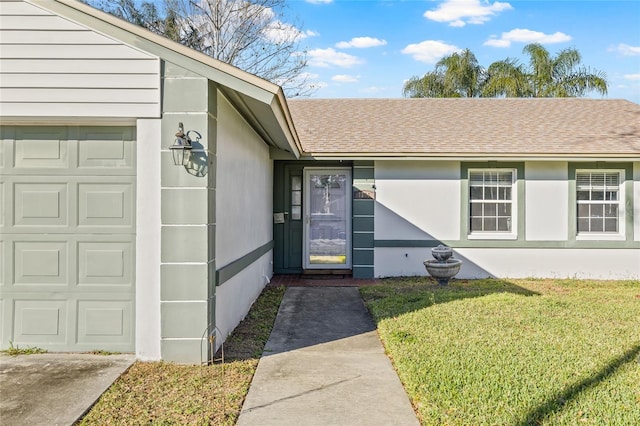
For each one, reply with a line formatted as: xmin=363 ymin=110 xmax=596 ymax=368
xmin=0 ymin=0 xmax=160 ymax=119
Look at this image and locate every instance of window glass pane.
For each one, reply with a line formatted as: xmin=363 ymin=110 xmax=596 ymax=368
xmin=483 ymin=218 xmax=497 ymax=231
xmin=497 ymin=172 xmax=512 ymax=184
xmin=291 ymin=176 xmax=301 ymax=191
xmin=468 ymin=169 xmax=514 ymax=234
xmin=498 ymin=203 xmax=511 ymax=215
xmin=590 ymin=204 xmax=604 ymax=218
xmin=484 ymin=187 xmax=497 ymax=200
xmin=577 ymin=204 xmax=590 ymax=217
xmin=470 ymin=218 xmax=483 ymax=232
xmin=469 ymin=172 xmax=485 ymax=185
xmin=291 ymin=191 xmax=301 ymax=205
xmin=576 ymin=171 xmax=621 ymax=234
xmin=577 ymin=218 xmax=589 ymax=232
xmin=589 ymin=173 xmax=604 ymax=187
xmin=470 ymin=187 xmax=484 ymax=200
xmin=470 ymin=203 xmax=483 ymax=216
xmin=604 ymin=218 xmax=618 ymax=232
xmin=577 ymin=190 xmax=590 ymax=201
xmin=497 ymin=217 xmax=511 ymax=231
xmin=498 ymin=187 xmax=512 ymax=200
xmin=291 ymin=205 xmax=301 ymax=220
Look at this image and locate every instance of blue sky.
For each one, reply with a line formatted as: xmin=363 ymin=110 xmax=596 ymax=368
xmin=283 ymin=0 xmax=640 ymax=102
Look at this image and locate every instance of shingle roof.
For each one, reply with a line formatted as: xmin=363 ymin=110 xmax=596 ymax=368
xmin=287 ymin=98 xmax=640 ymax=157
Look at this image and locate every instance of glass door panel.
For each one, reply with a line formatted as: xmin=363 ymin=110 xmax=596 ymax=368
xmin=304 ymin=169 xmax=351 ymax=269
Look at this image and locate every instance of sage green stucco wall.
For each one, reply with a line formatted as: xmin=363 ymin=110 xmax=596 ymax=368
xmin=159 ymin=61 xmax=217 ymax=363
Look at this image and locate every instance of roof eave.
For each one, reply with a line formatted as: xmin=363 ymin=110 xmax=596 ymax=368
xmin=301 ymin=152 xmax=640 ymax=161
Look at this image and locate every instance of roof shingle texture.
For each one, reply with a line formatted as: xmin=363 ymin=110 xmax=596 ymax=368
xmin=287 ymin=98 xmax=640 ymax=156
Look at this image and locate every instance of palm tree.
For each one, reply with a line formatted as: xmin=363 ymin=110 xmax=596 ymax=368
xmin=482 ymin=58 xmax=531 ymax=97
xmin=403 ymin=49 xmax=486 ymax=98
xmin=403 ymin=72 xmax=448 ymax=98
xmin=484 ymin=43 xmax=608 ymax=98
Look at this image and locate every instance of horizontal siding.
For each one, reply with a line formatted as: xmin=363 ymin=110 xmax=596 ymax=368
xmin=1 ymin=88 xmax=159 ymax=103
xmin=0 ymin=14 xmax=90 ymax=30
xmin=1 ymin=73 xmax=159 ymax=88
xmin=1 ymin=103 xmax=159 ymax=117
xmin=1 ymin=30 xmax=120 ymax=44
xmin=2 ymin=44 xmax=156 ymax=59
xmin=0 ymin=58 xmax=159 ymax=74
xmin=0 ymin=2 xmax=52 ymax=14
xmin=0 ymin=1 xmax=161 ymax=119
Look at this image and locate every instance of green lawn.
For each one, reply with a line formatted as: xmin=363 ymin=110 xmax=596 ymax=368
xmin=78 ymin=286 xmax=286 ymax=426
xmin=360 ymin=278 xmax=640 ymax=426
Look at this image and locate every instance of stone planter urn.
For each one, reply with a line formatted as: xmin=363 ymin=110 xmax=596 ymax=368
xmin=423 ymin=245 xmax=462 ymax=286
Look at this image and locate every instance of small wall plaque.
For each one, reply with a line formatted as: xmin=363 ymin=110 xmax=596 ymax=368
xmin=273 ymin=212 xmax=285 ymax=224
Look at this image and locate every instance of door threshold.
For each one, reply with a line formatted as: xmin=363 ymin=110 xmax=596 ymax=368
xmin=303 ymin=269 xmax=352 ymax=276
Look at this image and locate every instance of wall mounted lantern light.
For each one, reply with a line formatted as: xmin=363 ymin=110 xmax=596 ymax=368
xmin=169 ymin=122 xmax=196 ymax=166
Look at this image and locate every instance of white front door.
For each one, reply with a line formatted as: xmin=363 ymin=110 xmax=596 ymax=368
xmin=303 ymin=168 xmax=352 ymax=269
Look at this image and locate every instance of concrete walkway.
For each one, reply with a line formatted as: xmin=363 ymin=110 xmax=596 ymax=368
xmin=0 ymin=353 xmax=134 ymax=425
xmin=237 ymin=287 xmax=419 ymax=426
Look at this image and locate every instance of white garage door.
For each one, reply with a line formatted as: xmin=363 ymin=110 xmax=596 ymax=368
xmin=0 ymin=126 xmax=135 ymax=352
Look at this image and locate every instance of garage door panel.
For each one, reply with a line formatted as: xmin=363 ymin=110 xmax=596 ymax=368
xmin=14 ymin=182 xmax=69 ymax=227
xmin=3 ymin=234 xmax=134 ymax=291
xmin=4 ymin=126 xmax=135 ymax=176
xmin=0 ymin=240 xmax=4 ymax=287
xmin=78 ymin=182 xmax=134 ymax=229
xmin=13 ymin=127 xmax=70 ymax=169
xmin=14 ymin=241 xmax=69 ymax=286
xmin=78 ymin=127 xmax=135 ymax=171
xmin=78 ymin=241 xmax=133 ymax=287
xmin=3 ymin=176 xmax=135 ymax=234
xmin=0 ymin=181 xmax=4 ymax=228
xmin=77 ymin=299 xmax=133 ymax=344
xmin=0 ymin=125 xmax=135 ymax=352
xmin=13 ymin=299 xmax=68 ymax=344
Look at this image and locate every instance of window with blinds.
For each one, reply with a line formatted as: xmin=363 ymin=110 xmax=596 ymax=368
xmin=469 ymin=170 xmax=514 ymax=233
xmin=576 ymin=171 xmax=620 ymax=233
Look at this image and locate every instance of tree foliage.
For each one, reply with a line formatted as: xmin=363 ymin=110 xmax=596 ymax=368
xmin=91 ymin=0 xmax=310 ymax=96
xmin=404 ymin=43 xmax=608 ymax=98
xmin=403 ymin=49 xmax=485 ymax=98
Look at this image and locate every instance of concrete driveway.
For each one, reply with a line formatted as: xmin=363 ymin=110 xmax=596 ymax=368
xmin=0 ymin=353 xmax=134 ymax=425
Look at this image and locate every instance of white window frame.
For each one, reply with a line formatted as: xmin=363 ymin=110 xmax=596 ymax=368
xmin=467 ymin=168 xmax=518 ymax=240
xmin=575 ymin=169 xmax=625 ymax=241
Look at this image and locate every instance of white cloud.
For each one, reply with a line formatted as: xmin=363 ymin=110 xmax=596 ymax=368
xmin=624 ymin=73 xmax=640 ymax=81
xmin=483 ymin=28 xmax=572 ymax=48
xmin=424 ymin=0 xmax=512 ymax=27
xmin=308 ymin=48 xmax=364 ymax=68
xmin=484 ymin=38 xmax=511 ymax=48
xmin=336 ymin=37 xmax=387 ymax=49
xmin=610 ymin=43 xmax=640 ymax=56
xmin=401 ymin=40 xmax=460 ymax=64
xmin=262 ymin=21 xmax=318 ymax=44
xmin=305 ymin=0 xmax=333 ymax=4
xmin=331 ymin=74 xmax=360 ymax=83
